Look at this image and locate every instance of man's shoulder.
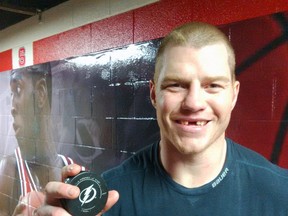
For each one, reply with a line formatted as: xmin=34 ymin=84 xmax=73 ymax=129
xmin=228 ymin=138 xmax=288 ymax=181
xmin=102 ymin=142 xmax=158 ymax=182
xmin=227 ymin=139 xmax=288 ymax=204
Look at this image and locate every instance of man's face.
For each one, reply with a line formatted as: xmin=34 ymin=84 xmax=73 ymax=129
xmin=10 ymin=72 xmax=36 ymax=142
xmin=150 ymin=44 xmax=239 ymax=155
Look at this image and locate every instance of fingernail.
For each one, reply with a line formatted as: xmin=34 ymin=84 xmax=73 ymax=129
xmin=68 ymin=164 xmax=74 ymax=171
xmin=68 ymin=187 xmax=77 ymax=197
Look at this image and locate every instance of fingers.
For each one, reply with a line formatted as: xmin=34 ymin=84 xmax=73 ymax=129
xmin=12 ymin=203 xmax=26 ymax=216
xmin=61 ymin=164 xmax=83 ymax=181
xmin=97 ymin=190 xmax=119 ymax=215
xmin=39 ymin=189 xmax=118 ymax=216
xmin=44 ymin=181 xmax=80 ymax=205
xmin=33 ymin=205 xmax=72 ymax=216
xmin=36 ymin=180 xmax=80 ymax=215
xmin=32 ymin=164 xmax=81 ymax=208
xmin=34 ymin=164 xmax=118 ymax=216
xmin=104 ymin=190 xmax=119 ymax=212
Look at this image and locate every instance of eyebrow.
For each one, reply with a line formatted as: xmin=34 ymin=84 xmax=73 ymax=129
xmin=203 ymin=76 xmax=231 ymax=83
xmin=11 ymin=72 xmax=23 ymax=80
xmin=162 ymin=74 xmax=231 ymax=83
xmin=162 ymin=74 xmax=184 ymax=82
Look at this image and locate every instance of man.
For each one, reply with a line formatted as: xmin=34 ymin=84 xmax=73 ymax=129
xmin=35 ymin=22 xmax=288 ymax=215
xmin=0 ymin=64 xmax=74 ymax=215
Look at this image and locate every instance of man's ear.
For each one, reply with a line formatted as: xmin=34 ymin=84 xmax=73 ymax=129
xmin=231 ymin=80 xmax=240 ymax=110
xmin=35 ymin=78 xmax=48 ymax=110
xmin=149 ymin=80 xmax=156 ymax=108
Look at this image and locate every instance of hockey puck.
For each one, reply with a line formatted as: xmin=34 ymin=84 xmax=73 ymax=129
xmin=61 ymin=171 xmax=108 ymax=216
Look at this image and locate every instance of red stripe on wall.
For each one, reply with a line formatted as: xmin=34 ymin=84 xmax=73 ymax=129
xmin=33 ymin=0 xmax=288 ymax=64
xmin=0 ymin=49 xmax=12 ymax=72
xmin=34 ymin=25 xmax=92 ymax=64
xmin=134 ymin=0 xmax=288 ymax=43
xmin=34 ymin=12 xmax=134 ymax=65
xmin=91 ymin=12 xmax=134 ymax=53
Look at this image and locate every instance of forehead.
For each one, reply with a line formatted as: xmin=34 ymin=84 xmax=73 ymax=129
xmin=160 ymin=44 xmax=231 ymax=79
xmin=164 ymin=43 xmax=228 ymax=63
xmin=10 ymin=70 xmax=32 ymax=83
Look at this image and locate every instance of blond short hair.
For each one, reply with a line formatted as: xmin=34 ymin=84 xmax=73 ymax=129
xmin=154 ymin=22 xmax=236 ymax=83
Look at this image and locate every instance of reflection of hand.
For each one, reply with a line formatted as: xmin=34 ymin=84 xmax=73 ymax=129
xmin=33 ymin=164 xmax=119 ymax=215
xmin=13 ymin=191 xmax=45 ymax=216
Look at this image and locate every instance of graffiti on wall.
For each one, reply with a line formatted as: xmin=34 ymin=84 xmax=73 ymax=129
xmin=225 ymin=12 xmax=288 ymax=166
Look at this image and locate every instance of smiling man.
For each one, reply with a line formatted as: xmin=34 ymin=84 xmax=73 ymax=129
xmin=34 ymin=22 xmax=288 ymax=216
xmin=149 ymin=41 xmax=239 ymax=188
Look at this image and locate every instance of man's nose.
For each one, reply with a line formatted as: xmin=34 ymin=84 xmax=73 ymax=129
xmin=10 ymin=95 xmax=18 ymax=116
xmin=181 ymin=85 xmax=206 ymax=112
xmin=11 ymin=105 xmax=17 ymax=117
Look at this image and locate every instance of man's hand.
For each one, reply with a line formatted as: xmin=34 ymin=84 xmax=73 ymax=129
xmin=12 ymin=202 xmax=26 ymax=216
xmin=13 ymin=191 xmax=45 ymax=216
xmin=33 ymin=164 xmax=119 ymax=215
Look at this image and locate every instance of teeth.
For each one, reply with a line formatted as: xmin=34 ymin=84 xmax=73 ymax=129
xmin=181 ymin=121 xmax=189 ymax=125
xmin=179 ymin=120 xmax=206 ymax=126
xmin=196 ymin=121 xmax=205 ymax=126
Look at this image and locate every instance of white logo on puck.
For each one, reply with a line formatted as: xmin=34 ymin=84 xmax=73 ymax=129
xmin=79 ymin=184 xmax=97 ymax=206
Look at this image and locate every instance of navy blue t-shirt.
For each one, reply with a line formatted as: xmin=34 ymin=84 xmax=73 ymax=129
xmin=102 ymin=139 xmax=288 ymax=215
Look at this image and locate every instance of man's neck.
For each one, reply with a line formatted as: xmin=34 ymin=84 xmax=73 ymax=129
xmin=159 ymin=139 xmax=227 ymax=188
xmin=18 ymin=138 xmax=60 ymax=167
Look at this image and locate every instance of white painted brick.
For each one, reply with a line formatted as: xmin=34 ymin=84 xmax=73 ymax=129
xmin=71 ymin=0 xmax=110 ymax=27
xmin=110 ymin=0 xmax=158 ymax=16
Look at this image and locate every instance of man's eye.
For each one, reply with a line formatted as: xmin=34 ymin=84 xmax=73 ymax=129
xmin=162 ymin=83 xmax=183 ymax=90
xmin=209 ymin=83 xmax=222 ymax=88
xmin=17 ymin=86 xmax=21 ymax=93
xmin=204 ymin=83 xmax=224 ymax=93
xmin=11 ymin=85 xmax=22 ymax=96
xmin=168 ymin=83 xmax=181 ymax=88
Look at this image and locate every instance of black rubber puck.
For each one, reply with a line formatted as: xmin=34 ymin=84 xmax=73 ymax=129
xmin=61 ymin=171 xmax=108 ymax=216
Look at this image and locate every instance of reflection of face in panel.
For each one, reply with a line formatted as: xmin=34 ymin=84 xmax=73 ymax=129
xmin=10 ymin=72 xmax=37 ymax=144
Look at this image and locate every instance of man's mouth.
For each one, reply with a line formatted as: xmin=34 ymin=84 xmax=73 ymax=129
xmin=177 ymin=120 xmax=208 ymax=126
xmin=13 ymin=123 xmax=20 ymax=133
